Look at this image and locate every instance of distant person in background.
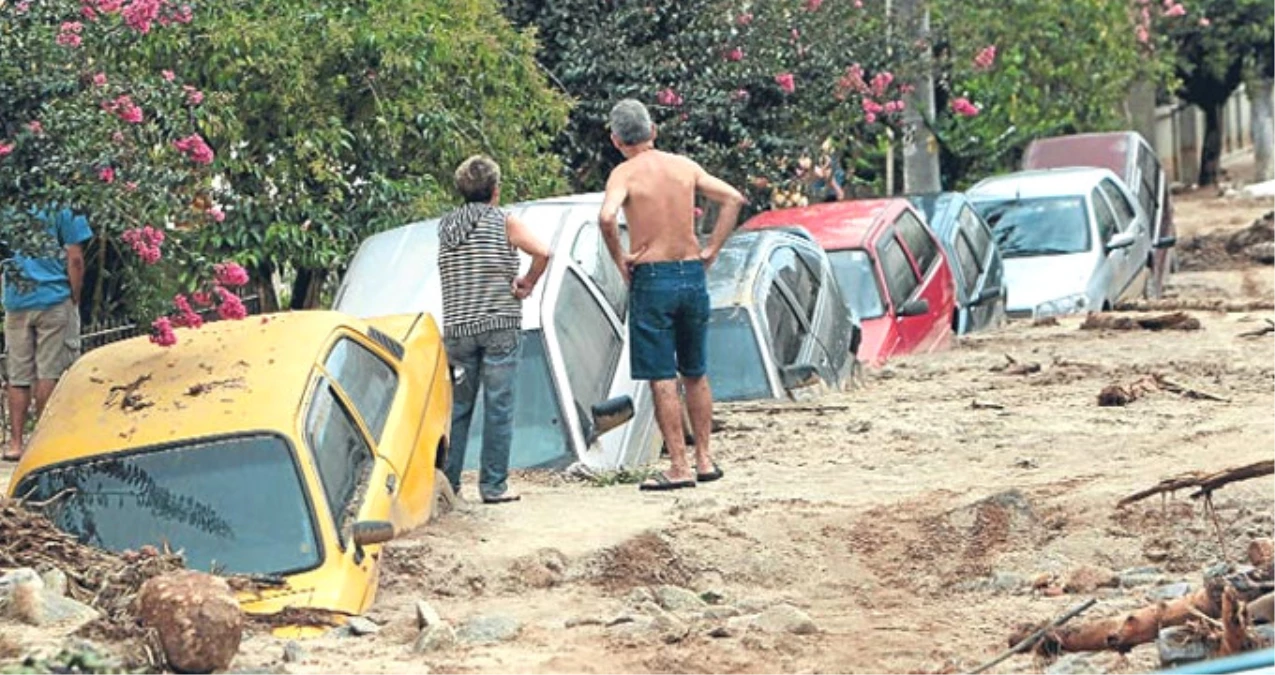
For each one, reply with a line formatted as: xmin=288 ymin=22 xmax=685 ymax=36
xmin=2 ymin=206 xmax=92 ymax=462
xmin=437 ymin=155 xmax=552 ymax=504
xmin=797 ymin=152 xmax=846 ymax=203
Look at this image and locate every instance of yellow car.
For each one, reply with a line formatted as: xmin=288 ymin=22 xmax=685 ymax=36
xmin=5 ymin=310 xmax=452 ymax=619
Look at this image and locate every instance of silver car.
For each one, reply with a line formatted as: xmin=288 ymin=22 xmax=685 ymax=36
xmin=332 ymin=194 xmax=660 ymax=472
xmin=967 ymin=167 xmax=1153 ymax=320
xmin=705 ymin=228 xmax=861 ymax=402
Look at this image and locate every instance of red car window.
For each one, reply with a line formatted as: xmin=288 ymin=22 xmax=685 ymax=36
xmin=877 ymin=235 xmax=920 ymax=309
xmin=895 ymin=211 xmax=939 ymax=276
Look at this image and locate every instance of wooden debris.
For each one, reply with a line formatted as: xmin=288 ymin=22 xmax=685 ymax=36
xmin=1118 ymin=461 xmax=1274 ymax=508
xmin=1114 ymin=298 xmax=1275 ymax=313
xmin=185 ymin=378 xmax=246 ymax=397
xmin=104 ymin=374 xmax=153 ymax=412
xmin=1032 ymin=316 xmax=1060 ymax=327
xmin=975 ymin=599 xmax=1097 ymax=673
xmin=1098 ymin=373 xmax=1230 ymax=408
xmin=1081 ymin=311 xmax=1201 ymax=331
xmin=970 ymin=399 xmax=1005 ymax=410
xmin=992 ymin=353 xmax=1041 ymax=375
xmin=1217 ymin=584 xmax=1252 ymax=657
xmin=1238 ymin=319 xmax=1275 ymax=338
xmin=1249 ymin=539 xmax=1274 ymax=569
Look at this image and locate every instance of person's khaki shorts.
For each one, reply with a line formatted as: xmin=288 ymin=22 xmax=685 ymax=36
xmin=3 ymin=299 xmax=81 ymax=387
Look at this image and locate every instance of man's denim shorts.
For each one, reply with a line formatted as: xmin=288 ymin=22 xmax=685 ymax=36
xmin=628 ymin=260 xmax=710 ymax=381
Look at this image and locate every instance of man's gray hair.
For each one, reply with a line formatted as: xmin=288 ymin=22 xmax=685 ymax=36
xmin=609 ymin=99 xmax=654 ymax=146
xmin=454 ymin=155 xmax=502 ymax=203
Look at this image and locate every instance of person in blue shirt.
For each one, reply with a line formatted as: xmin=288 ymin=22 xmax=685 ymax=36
xmin=2 ymin=206 xmax=92 ymax=461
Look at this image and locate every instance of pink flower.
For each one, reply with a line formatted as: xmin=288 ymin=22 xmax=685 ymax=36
xmin=1135 ymin=25 xmax=1150 ymax=43
xmin=56 ymin=32 xmax=83 ymax=48
xmin=122 ymin=0 xmax=161 ymax=34
xmin=0 ymin=143 xmax=13 ymax=158
xmin=725 ymin=47 xmax=744 ymax=62
xmin=98 ymin=166 xmax=115 ymax=183
xmin=1164 ymin=3 xmax=1185 ymax=17
xmin=122 ymin=226 xmax=165 ymax=264
xmin=26 ymin=120 xmax=43 ymax=135
xmin=14 ymin=1 xmax=31 ymax=14
xmin=775 ymin=72 xmax=796 ymax=94
xmin=736 ymin=12 xmax=753 ymax=25
xmin=213 ymin=261 xmax=249 ymax=287
xmin=92 ymin=72 xmax=108 ymax=87
xmin=125 ymin=181 xmax=138 ymax=192
xmin=92 ymin=0 xmax=123 ymax=14
xmin=871 ymin=71 xmax=894 ymax=97
xmin=171 ymin=4 xmax=192 ymax=23
xmin=861 ymin=98 xmax=884 ymax=115
xmin=61 ymin=21 xmax=85 ymax=33
xmin=105 ymin=95 xmax=144 ymax=124
xmin=656 ymin=88 xmax=684 ymax=107
xmin=112 ymin=131 xmax=125 ymax=143
xmin=173 ymin=134 xmax=215 ymax=165
xmin=162 ymin=69 xmax=175 ymax=81
xmin=182 ymin=85 xmax=203 ymax=106
xmin=806 ymin=0 xmax=823 ymax=10
xmin=208 ymin=206 xmax=226 ymax=223
xmin=1199 ymin=16 xmax=1210 ymax=25
xmin=950 ymin=97 xmax=981 ymax=117
xmin=215 ymin=287 xmax=248 ymax=321
xmin=81 ymin=5 xmax=98 ymax=20
xmin=191 ymin=291 xmax=212 ymax=307
xmin=973 ymin=45 xmax=997 ymax=71
xmin=865 ymin=112 xmax=877 ymax=124
xmin=853 ymin=0 xmax=863 ymax=7
xmin=150 ymin=316 xmax=177 ymax=347
xmin=171 ymin=294 xmax=204 ymax=329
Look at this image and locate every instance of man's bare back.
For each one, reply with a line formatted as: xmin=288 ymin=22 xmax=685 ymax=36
xmin=608 ymin=150 xmax=702 ymax=264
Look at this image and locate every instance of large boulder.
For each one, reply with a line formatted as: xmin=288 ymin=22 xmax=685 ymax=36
xmin=137 ymin=570 xmax=243 ymax=674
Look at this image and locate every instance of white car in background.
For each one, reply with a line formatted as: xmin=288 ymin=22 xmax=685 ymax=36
xmin=332 ymin=194 xmax=660 ymax=473
xmin=967 ymin=167 xmax=1153 ymax=320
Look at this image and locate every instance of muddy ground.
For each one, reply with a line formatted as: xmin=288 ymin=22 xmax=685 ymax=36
xmin=3 ymin=176 xmax=1273 ymax=674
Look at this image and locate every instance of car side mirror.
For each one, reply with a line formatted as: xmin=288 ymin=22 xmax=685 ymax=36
xmin=1153 ymin=235 xmax=1177 ymax=250
xmin=976 ymin=286 xmax=1002 ymax=305
xmin=1106 ymin=231 xmax=1136 ymax=251
xmin=898 ymin=298 xmax=929 ymax=317
xmin=587 ymin=395 xmax=635 ymax=445
xmin=779 ymin=364 xmax=820 ymax=391
xmin=351 ymin=521 xmax=395 ymax=547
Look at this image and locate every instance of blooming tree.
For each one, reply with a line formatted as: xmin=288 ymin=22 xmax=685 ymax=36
xmin=0 ymin=0 xmax=249 ymax=345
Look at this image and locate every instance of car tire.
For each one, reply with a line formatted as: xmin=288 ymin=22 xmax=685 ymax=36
xmin=431 ymin=468 xmax=456 ymax=522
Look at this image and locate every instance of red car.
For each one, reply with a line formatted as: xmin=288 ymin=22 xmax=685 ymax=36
xmin=743 ymin=199 xmax=956 ymax=367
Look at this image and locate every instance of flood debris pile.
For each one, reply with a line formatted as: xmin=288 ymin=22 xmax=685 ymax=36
xmin=1178 ymin=210 xmax=1275 ymax=271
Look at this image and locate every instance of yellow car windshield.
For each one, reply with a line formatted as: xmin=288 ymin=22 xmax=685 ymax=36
xmin=14 ymin=434 xmax=322 ymax=576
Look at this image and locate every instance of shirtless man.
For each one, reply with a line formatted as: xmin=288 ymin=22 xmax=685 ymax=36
xmin=598 ymin=99 xmax=747 ymax=491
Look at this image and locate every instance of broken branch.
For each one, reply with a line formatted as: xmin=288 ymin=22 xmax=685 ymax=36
xmin=1118 ymin=461 xmax=1274 ymax=508
xmin=974 ymin=598 xmax=1097 ymax=673
xmin=1237 ymin=319 xmax=1275 ymax=338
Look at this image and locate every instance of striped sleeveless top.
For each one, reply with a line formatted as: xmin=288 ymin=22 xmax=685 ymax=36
xmin=437 ymin=202 xmax=522 ymax=339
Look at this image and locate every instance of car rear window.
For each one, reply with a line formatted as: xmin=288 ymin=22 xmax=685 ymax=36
xmin=705 ymin=307 xmax=771 ymax=401
xmin=15 ymin=435 xmax=322 ymax=576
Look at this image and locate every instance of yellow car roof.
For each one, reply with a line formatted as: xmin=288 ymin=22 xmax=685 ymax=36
xmin=25 ymin=310 xmax=354 ymax=470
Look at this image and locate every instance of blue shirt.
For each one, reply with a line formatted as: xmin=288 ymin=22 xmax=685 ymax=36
xmin=2 ymin=207 xmax=93 ymax=312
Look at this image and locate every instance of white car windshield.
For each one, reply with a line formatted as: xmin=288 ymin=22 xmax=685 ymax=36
xmin=975 ymin=197 xmax=1091 ymax=258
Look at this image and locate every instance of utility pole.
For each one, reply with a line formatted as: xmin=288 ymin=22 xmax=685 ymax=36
xmin=893 ymin=0 xmax=942 ymax=194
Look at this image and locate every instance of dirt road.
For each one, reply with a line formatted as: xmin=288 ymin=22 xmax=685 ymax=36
xmin=2 ymin=189 xmax=1271 ymax=674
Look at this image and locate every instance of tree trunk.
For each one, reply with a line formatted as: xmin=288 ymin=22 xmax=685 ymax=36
xmin=1199 ymin=103 xmax=1225 ymax=186
xmin=289 ymin=268 xmax=327 ymax=310
xmin=1250 ymin=78 xmax=1274 ymax=183
xmin=255 ymin=261 xmax=279 ymax=313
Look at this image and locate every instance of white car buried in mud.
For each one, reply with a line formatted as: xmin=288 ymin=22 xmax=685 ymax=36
xmin=332 ymin=194 xmax=660 ymax=474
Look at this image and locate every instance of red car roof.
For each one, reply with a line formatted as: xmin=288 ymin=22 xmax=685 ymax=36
xmin=741 ymin=198 xmax=915 ymax=251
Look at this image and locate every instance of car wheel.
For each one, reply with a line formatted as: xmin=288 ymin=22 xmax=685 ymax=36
xmin=431 ymin=468 xmax=456 ymax=522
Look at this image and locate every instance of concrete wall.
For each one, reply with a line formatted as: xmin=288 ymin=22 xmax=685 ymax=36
xmin=1152 ymin=84 xmax=1268 ymax=185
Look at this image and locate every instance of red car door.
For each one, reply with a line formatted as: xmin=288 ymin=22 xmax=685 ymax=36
xmin=882 ymin=211 xmax=956 ymax=355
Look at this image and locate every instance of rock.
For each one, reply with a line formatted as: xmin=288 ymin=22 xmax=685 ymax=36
xmin=412 ymin=623 xmax=457 ymax=653
xmin=457 ymin=614 xmax=521 ymax=644
xmin=1064 ymin=564 xmax=1118 ymax=594
xmin=624 ymin=587 xmax=655 ymax=607
xmin=990 ymin=571 xmax=1025 ymax=593
xmin=702 ymin=605 xmax=741 ymax=621
xmin=138 ymin=570 xmax=243 ymax=674
xmin=734 ymin=597 xmax=771 ymax=614
xmin=699 ymin=589 xmax=727 ymax=605
xmin=654 ymin=585 xmax=707 ymax=612
xmin=1048 ymin=654 xmax=1104 ymax=675
xmin=1249 ymin=538 xmax=1274 ymax=568
xmin=1157 ymin=625 xmax=1210 ymax=667
xmin=707 ymin=625 xmax=736 ymax=639
xmin=0 ymin=568 xmax=97 ymax=628
xmin=40 ymin=569 xmax=68 ymax=598
xmin=415 ymin=600 xmax=442 ymax=629
xmin=564 ymin=616 xmax=605 ymax=628
xmin=1043 ymin=586 xmax=1065 ymax=597
xmin=1150 ymin=582 xmax=1193 ymax=602
xmin=282 ymin=641 xmax=307 ymax=664
xmin=1119 ymin=566 xmax=1166 ymax=588
xmin=346 ymin=616 xmax=380 ymax=636
xmin=751 ymin=604 xmax=817 ymax=635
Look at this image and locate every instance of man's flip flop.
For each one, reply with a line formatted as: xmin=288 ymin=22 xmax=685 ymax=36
xmin=639 ymin=472 xmax=696 ymax=492
xmin=1 ymin=453 xmax=21 ymax=463
xmin=697 ymin=463 xmax=724 ymax=483
xmin=482 ymin=494 xmax=522 ymax=504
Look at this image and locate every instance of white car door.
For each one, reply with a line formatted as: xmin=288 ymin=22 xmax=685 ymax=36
xmin=1098 ymin=178 xmax=1151 ymax=300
